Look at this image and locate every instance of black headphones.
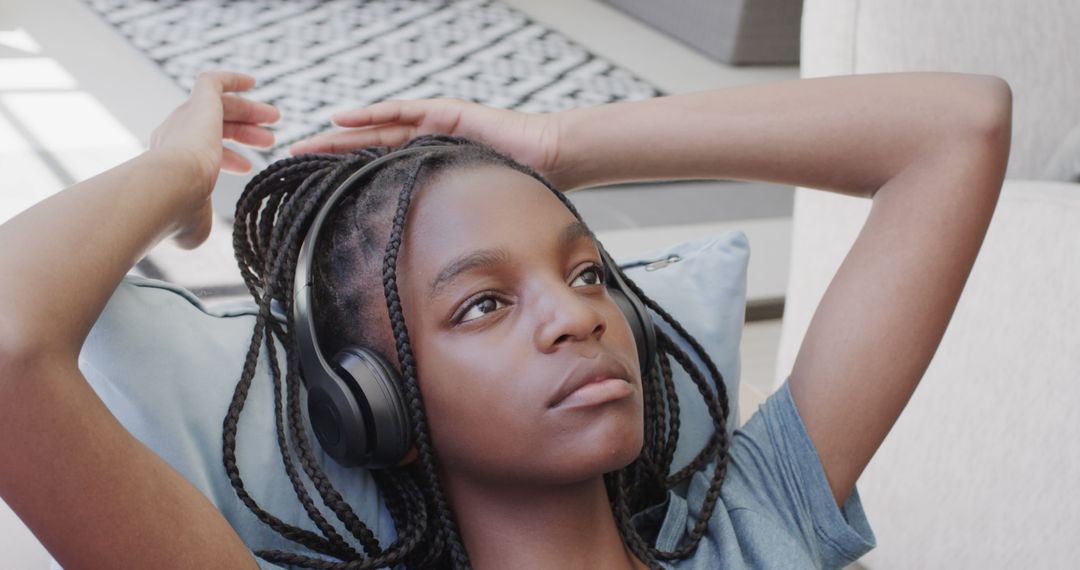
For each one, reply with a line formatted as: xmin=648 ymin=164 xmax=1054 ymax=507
xmin=293 ymin=145 xmax=657 ymax=469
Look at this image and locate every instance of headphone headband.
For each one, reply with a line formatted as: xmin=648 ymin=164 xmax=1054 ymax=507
xmin=293 ymin=145 xmax=458 ymax=467
xmin=293 ymin=145 xmax=461 ymax=385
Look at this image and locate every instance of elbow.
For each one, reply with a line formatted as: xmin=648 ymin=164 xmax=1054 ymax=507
xmin=0 ymin=316 xmax=46 ymax=386
xmin=960 ymin=74 xmax=1013 ymax=148
xmin=962 ymin=75 xmax=1013 ymax=196
xmin=872 ymin=75 xmax=1013 ymax=200
xmin=931 ymin=74 xmax=1012 ymax=208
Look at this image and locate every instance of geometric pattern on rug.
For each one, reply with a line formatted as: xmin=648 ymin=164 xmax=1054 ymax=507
xmin=85 ymin=0 xmax=664 ymax=159
xmin=84 ymin=0 xmax=664 ymax=296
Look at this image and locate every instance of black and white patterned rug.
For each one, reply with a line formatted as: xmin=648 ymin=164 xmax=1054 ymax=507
xmin=82 ymin=0 xmax=665 ymax=297
xmin=86 ymin=0 xmax=663 ymax=160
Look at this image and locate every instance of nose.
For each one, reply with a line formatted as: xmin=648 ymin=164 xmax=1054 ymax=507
xmin=534 ymin=281 xmax=607 ymax=353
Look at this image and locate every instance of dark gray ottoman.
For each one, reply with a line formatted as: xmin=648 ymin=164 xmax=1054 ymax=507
xmin=603 ymin=0 xmax=803 ymax=65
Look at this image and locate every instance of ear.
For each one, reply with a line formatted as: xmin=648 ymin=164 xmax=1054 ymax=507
xmin=397 ymin=447 xmax=419 ymax=466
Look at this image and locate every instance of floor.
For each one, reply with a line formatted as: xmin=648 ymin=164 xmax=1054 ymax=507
xmin=0 ymin=0 xmax=797 ymax=566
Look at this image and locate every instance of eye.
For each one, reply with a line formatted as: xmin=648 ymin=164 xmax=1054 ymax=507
xmin=570 ymin=263 xmax=606 ymax=288
xmin=455 ymin=294 xmax=506 ymax=324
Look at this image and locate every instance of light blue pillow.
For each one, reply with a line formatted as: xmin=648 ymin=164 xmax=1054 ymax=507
xmin=77 ymin=230 xmax=748 ymax=561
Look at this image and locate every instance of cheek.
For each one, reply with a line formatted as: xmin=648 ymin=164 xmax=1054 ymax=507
xmin=412 ymin=333 xmax=540 ymax=466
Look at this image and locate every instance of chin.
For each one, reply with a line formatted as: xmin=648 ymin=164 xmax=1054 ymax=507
xmin=546 ymin=408 xmax=645 ymax=482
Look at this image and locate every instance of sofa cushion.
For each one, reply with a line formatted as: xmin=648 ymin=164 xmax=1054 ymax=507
xmin=78 ymin=230 xmax=749 ymax=558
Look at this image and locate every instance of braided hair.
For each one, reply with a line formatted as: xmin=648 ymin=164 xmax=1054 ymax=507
xmin=227 ymin=135 xmax=732 ymax=569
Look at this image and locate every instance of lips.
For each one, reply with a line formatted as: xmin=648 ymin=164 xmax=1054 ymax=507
xmin=547 ymin=353 xmax=633 ymax=409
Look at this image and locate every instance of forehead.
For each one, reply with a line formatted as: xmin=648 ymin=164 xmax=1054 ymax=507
xmin=401 ymin=165 xmax=582 ymax=276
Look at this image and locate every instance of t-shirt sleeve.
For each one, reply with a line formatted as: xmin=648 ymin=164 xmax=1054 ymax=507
xmin=255 ymin=557 xmax=284 ymax=569
xmin=717 ymin=379 xmax=876 ymax=568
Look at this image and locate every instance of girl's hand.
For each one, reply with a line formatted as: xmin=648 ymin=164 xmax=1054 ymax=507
xmin=289 ymin=99 xmax=565 ymax=187
xmin=149 ymin=71 xmax=280 ymax=248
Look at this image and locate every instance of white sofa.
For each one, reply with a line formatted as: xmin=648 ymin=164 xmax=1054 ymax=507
xmin=776 ymin=1 xmax=1080 ymax=567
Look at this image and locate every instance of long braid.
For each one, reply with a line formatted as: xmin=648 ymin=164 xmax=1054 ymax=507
xmin=371 ymin=469 xmax=427 ymax=556
xmin=380 ymin=158 xmax=471 ymax=569
xmin=227 ymin=167 xmax=349 ymax=557
xmin=231 ymin=153 xmax=411 ymax=568
xmin=254 ymin=160 xmax=374 ymax=558
xmin=274 ymin=160 xmax=392 ymax=557
xmin=223 ymin=306 xmax=342 ymax=554
xmin=655 ymin=345 xmax=680 ymax=479
xmin=620 ymin=271 xmax=731 ymax=482
xmin=227 ymin=134 xmax=733 ymax=568
xmin=231 ymin=144 xmax=475 ymax=568
xmin=619 ymin=275 xmax=732 ymax=560
xmin=610 ymin=469 xmax=664 ymax=570
xmin=230 ymin=162 xmax=355 ymax=553
xmin=638 ymin=357 xmax=663 ymax=472
xmin=233 ymin=157 xmax=338 ymax=300
xmin=270 ymin=157 xmax=415 ymax=561
xmin=651 ymin=335 xmax=729 ymax=560
xmin=263 ymin=307 xmax=363 ymax=560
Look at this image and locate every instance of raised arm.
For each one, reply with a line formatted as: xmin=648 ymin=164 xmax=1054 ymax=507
xmin=295 ymin=71 xmax=1012 ymax=505
xmin=0 ymin=71 xmax=278 ymax=568
xmin=552 ymin=73 xmax=1012 ymax=506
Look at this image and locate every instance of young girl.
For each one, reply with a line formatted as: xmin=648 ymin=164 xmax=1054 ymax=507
xmin=0 ymin=70 xmax=1010 ymax=569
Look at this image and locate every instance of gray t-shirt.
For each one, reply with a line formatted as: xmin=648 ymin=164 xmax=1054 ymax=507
xmin=650 ymin=380 xmax=876 ymax=568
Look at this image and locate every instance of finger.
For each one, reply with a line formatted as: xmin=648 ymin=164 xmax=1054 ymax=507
xmin=221 ymin=147 xmax=253 ymax=173
xmin=192 ymin=70 xmax=257 ymax=96
xmin=289 ymin=125 xmax=415 ymax=155
xmin=293 ymin=125 xmax=415 ymax=154
xmin=331 ymin=102 xmax=403 ymax=127
xmin=223 ymin=122 xmax=275 ymax=149
xmin=222 ymin=94 xmax=281 ymax=125
xmin=331 ymin=99 xmax=441 ymax=127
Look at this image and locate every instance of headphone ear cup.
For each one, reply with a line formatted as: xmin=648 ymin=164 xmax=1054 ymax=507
xmin=601 ymin=250 xmax=657 ymax=374
xmin=306 ymin=374 xmax=364 ymax=466
xmin=307 ymin=347 xmax=411 ymax=468
xmin=608 ymin=287 xmax=657 ymax=374
xmin=304 ymin=358 xmax=370 ymax=468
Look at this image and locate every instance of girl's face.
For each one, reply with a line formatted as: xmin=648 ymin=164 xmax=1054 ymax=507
xmin=397 ymin=165 xmax=644 ymax=487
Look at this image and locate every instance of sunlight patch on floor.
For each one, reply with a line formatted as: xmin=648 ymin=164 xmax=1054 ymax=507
xmin=0 ymin=27 xmax=142 ymax=225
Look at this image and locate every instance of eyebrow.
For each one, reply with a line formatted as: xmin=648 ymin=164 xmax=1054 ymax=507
xmin=427 ymin=220 xmax=595 ymax=300
xmin=557 ymin=220 xmax=595 ymax=251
